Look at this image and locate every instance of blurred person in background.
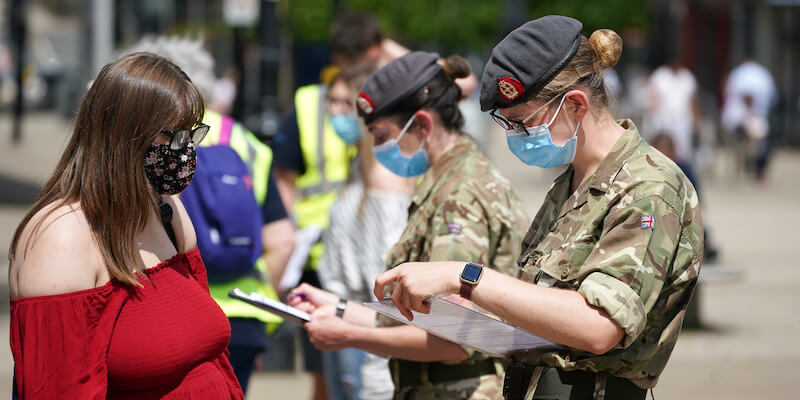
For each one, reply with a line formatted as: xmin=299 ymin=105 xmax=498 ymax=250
xmin=290 ymin=51 xmax=529 ymax=400
xmin=646 ymin=58 xmax=702 ymax=189
xmin=326 ymin=12 xmax=478 ymax=96
xmin=373 ymin=17 xmax=704 ymax=400
xmin=272 ymin=12 xmax=407 ymax=399
xmin=739 ymin=95 xmax=770 ymax=181
xmin=316 ymin=62 xmax=415 ymax=400
xmin=326 ymin=12 xmax=403 ymax=77
xmin=273 ymin=12 xmax=479 ymax=398
xmin=208 ymin=66 xmax=241 ymax=116
xmin=122 ymin=36 xmax=295 ymax=394
xmin=650 ymin=132 xmax=678 ymax=162
xmin=270 ymin=13 xmax=377 ymax=400
xmin=646 ymin=58 xmax=719 ymax=262
xmin=8 ymin=52 xmax=244 ymax=399
xmin=721 ymin=55 xmax=777 ymax=184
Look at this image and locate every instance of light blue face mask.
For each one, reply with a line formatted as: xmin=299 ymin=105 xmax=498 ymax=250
xmin=330 ymin=114 xmax=362 ymax=145
xmin=505 ymin=95 xmax=580 ymax=168
xmin=372 ymin=114 xmax=430 ymax=177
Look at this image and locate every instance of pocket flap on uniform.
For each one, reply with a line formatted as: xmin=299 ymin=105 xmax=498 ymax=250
xmin=537 ymin=239 xmax=596 ymax=284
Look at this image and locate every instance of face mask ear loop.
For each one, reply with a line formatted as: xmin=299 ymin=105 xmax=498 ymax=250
xmin=395 ymin=114 xmax=417 ymax=143
xmin=545 ymin=94 xmax=569 ymax=128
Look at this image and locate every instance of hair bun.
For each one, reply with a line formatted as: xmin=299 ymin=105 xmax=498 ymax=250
xmin=441 ymin=55 xmax=471 ymax=80
xmin=589 ymin=29 xmax=622 ymax=69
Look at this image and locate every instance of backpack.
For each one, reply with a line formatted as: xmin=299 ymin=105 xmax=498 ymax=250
xmin=181 ymin=118 xmax=263 ymax=282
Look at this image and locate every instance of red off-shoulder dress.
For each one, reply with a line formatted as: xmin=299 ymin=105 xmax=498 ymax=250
xmin=10 ymin=248 xmax=245 ymax=399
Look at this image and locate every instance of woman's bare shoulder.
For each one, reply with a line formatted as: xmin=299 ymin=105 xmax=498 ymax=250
xmin=10 ymin=202 xmax=105 ymax=299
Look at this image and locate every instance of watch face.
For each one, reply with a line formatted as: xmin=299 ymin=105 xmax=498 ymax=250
xmin=461 ymin=263 xmax=483 ymax=283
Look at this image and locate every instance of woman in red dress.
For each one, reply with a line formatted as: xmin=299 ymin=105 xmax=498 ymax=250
xmin=7 ymin=52 xmax=244 ymax=399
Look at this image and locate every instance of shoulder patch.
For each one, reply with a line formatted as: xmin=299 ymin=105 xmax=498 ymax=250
xmin=447 ymin=223 xmax=462 ymax=234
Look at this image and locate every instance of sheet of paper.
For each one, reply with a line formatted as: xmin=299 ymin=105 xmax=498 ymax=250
xmin=364 ymin=297 xmax=563 ymax=357
xmin=228 ymin=288 xmax=311 ymax=324
xmin=279 ymin=226 xmax=322 ymax=292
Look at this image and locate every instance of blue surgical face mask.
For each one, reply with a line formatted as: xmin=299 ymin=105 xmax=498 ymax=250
xmin=372 ymin=114 xmax=429 ymax=177
xmin=505 ymin=95 xmax=580 ymax=168
xmin=330 ymin=114 xmax=362 ymax=145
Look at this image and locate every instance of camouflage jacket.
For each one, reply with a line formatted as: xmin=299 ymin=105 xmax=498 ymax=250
xmin=384 ymin=137 xmax=528 ymax=399
xmin=512 ymin=120 xmax=703 ymax=389
xmin=385 ymin=137 xmax=528 ymax=271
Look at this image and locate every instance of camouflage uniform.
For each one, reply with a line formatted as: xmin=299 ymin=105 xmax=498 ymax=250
xmin=512 ymin=120 xmax=703 ymax=391
xmin=384 ymin=137 xmax=529 ymax=400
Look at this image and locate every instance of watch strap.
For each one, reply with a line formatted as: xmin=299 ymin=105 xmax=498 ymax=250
xmin=459 ymin=282 xmax=474 ymax=300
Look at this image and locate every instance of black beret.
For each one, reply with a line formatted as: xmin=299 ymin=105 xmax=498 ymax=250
xmin=480 ymin=15 xmax=583 ymax=111
xmin=357 ymin=51 xmax=442 ymax=124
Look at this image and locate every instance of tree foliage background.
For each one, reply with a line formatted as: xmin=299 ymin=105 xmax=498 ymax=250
xmin=283 ymin=0 xmax=649 ymax=54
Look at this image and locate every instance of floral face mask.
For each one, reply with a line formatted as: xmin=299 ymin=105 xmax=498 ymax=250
xmin=144 ymin=142 xmax=197 ymax=195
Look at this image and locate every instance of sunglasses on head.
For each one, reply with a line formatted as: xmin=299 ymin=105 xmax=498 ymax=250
xmin=160 ymin=124 xmax=210 ymax=150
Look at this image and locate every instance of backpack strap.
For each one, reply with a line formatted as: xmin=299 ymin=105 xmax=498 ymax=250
xmin=218 ymin=115 xmax=235 ymax=146
xmin=158 ymin=198 xmax=179 ymax=250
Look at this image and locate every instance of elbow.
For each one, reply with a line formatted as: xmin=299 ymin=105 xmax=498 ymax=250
xmin=586 ymin=339 xmax=618 ymax=355
xmin=276 ymin=235 xmax=295 ymax=256
xmin=263 ymin=220 xmax=296 ymax=257
xmin=584 ymin=325 xmax=625 ymax=355
xmin=439 ymin=347 xmax=469 ymax=362
xmin=265 ymin=236 xmax=295 ymax=261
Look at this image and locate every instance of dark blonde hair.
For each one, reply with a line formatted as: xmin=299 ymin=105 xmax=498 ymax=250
xmin=9 ymin=52 xmax=204 ymax=286
xmin=533 ymin=29 xmax=623 ymax=107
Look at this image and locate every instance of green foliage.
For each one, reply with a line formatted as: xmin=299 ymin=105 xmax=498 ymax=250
xmin=283 ymin=0 xmax=648 ymax=51
xmin=284 ymin=0 xmax=337 ymax=43
xmin=526 ymin=0 xmax=649 ymax=33
xmin=346 ymin=0 xmax=503 ymax=52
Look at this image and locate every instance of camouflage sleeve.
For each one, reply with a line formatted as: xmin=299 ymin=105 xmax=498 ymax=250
xmin=427 ymin=190 xmax=491 ymax=265
xmin=426 ymin=189 xmax=493 ymax=360
xmin=577 ymin=189 xmax=681 ymax=348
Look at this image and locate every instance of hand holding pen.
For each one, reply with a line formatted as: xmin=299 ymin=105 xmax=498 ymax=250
xmin=288 ymin=283 xmax=340 ymax=313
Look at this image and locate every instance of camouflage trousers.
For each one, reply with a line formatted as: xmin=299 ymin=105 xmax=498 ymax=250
xmin=394 ymin=374 xmax=503 ymax=400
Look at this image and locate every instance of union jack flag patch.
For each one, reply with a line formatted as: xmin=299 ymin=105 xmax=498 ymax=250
xmin=641 ymin=216 xmax=655 ymax=229
xmin=447 ymin=223 xmax=462 ymax=234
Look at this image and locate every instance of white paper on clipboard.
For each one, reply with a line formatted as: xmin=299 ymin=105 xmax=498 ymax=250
xmin=364 ymin=297 xmax=563 ymax=357
xmin=228 ymin=288 xmax=311 ymax=324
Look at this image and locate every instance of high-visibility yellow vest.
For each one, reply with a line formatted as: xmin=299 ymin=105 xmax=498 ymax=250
xmin=294 ymin=84 xmax=354 ymax=269
xmin=199 ymin=109 xmax=283 ymax=329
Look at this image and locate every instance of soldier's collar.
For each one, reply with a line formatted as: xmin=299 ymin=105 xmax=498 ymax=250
xmin=411 ymin=137 xmax=474 ymax=206
xmin=585 ymin=119 xmax=641 ymax=194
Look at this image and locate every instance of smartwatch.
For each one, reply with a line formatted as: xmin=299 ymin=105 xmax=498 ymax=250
xmin=459 ymin=262 xmax=484 ymax=300
xmin=335 ymin=298 xmax=347 ymax=318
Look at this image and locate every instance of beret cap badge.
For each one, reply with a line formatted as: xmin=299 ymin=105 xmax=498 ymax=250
xmin=357 ymin=92 xmax=375 ymax=115
xmin=497 ymin=77 xmax=524 ymax=102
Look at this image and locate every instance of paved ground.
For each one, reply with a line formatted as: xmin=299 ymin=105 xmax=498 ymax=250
xmin=0 ymin=111 xmax=798 ymax=399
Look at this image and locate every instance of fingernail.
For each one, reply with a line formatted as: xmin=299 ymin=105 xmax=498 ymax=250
xmin=291 ymin=294 xmax=307 ymax=300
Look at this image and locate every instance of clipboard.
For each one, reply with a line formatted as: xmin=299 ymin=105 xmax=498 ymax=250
xmin=364 ymin=297 xmax=563 ymax=357
xmin=228 ymin=288 xmax=311 ymax=324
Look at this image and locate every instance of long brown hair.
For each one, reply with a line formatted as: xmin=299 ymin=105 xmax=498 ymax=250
xmin=9 ymin=52 xmax=204 ymax=286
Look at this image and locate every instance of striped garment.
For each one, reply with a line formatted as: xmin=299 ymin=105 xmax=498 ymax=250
xmin=318 ymin=172 xmax=411 ymax=303
xmin=318 ymin=165 xmax=411 ymax=400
